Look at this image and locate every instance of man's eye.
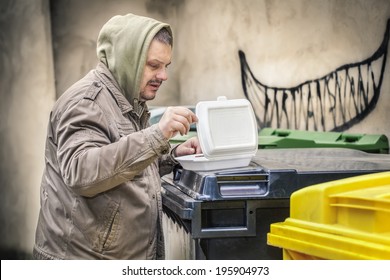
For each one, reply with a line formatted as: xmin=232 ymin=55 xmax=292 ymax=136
xmin=148 ymin=63 xmax=159 ymax=69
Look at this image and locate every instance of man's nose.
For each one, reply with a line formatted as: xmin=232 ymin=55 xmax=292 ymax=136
xmin=156 ymin=68 xmax=168 ymax=81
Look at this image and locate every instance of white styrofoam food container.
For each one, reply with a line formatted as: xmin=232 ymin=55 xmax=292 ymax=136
xmin=175 ymin=96 xmax=258 ymax=171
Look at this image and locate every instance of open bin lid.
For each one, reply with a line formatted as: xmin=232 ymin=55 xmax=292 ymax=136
xmin=175 ymin=96 xmax=258 ymax=171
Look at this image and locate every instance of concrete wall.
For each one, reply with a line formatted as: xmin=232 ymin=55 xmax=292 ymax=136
xmin=50 ymin=0 xmax=390 ymax=136
xmin=1 ymin=0 xmax=389 ymax=258
xmin=0 ymin=0 xmax=55 ymax=258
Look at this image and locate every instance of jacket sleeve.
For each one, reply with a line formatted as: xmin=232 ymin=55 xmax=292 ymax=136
xmin=56 ymin=97 xmax=171 ymax=197
xmin=158 ymin=144 xmax=180 ymax=177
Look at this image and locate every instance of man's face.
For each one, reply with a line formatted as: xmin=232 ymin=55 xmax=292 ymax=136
xmin=139 ymin=39 xmax=172 ymax=102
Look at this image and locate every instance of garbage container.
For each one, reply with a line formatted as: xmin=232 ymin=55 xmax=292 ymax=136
xmin=267 ymin=171 xmax=390 ymax=260
xmin=161 ymin=148 xmax=390 ymax=260
xmin=168 ymin=128 xmax=389 ymax=154
xmin=259 ymin=128 xmax=389 ymax=154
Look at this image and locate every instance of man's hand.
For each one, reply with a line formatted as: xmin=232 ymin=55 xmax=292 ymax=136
xmin=174 ymin=137 xmax=202 ymax=157
xmin=158 ymin=107 xmax=198 ymax=139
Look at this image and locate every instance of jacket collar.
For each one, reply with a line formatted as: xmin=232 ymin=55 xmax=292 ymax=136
xmin=95 ymin=62 xmax=133 ymax=115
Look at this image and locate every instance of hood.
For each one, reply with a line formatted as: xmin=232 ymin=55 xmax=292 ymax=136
xmin=96 ymin=13 xmax=172 ymax=106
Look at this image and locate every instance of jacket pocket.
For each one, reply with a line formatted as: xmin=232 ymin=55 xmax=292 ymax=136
xmin=101 ymin=207 xmax=120 ymax=251
xmin=72 ymin=194 xmax=120 ymax=253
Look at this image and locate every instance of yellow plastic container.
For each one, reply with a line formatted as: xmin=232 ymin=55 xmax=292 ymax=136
xmin=267 ymin=171 xmax=390 ymax=260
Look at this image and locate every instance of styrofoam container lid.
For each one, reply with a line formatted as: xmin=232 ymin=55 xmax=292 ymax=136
xmin=196 ymin=96 xmax=258 ymax=159
xmin=175 ymin=96 xmax=258 ymax=171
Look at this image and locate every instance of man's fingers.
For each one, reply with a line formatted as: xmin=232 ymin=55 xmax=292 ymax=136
xmin=173 ymin=107 xmax=197 ymax=124
xmin=158 ymin=106 xmax=198 ymax=139
xmin=174 ymin=114 xmax=191 ymax=134
xmin=173 ymin=121 xmax=188 ymax=136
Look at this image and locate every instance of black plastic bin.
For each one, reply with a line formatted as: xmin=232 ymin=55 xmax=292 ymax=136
xmin=161 ymin=148 xmax=390 ymax=260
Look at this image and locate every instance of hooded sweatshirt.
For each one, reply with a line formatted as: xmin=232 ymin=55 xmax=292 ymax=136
xmin=97 ymin=14 xmax=172 ymax=110
xmin=33 ymin=14 xmax=176 ymax=260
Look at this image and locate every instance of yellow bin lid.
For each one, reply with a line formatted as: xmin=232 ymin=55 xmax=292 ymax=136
xmin=267 ymin=171 xmax=390 ymax=260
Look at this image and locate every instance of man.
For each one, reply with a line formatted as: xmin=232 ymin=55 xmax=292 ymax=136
xmin=33 ymin=13 xmax=201 ymax=260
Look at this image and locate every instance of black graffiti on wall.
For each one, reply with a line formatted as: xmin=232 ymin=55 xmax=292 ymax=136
xmin=239 ymin=19 xmax=389 ymax=132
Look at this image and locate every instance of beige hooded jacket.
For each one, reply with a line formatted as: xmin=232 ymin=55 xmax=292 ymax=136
xmin=33 ymin=14 xmax=175 ymax=259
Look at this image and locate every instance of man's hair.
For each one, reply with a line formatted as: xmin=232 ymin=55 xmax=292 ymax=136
xmin=154 ymin=28 xmax=172 ymax=46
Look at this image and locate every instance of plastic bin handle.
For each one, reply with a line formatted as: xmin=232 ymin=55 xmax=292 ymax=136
xmin=191 ymin=201 xmax=257 ymax=238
